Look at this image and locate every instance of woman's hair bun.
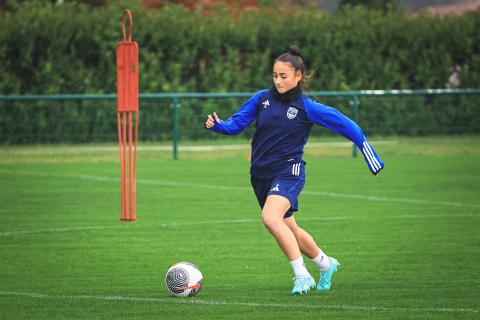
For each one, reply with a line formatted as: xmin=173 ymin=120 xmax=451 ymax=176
xmin=289 ymin=46 xmax=301 ymax=57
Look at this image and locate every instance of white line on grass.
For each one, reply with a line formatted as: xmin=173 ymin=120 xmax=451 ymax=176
xmin=0 ymin=140 xmax=398 ymax=154
xmin=0 ymin=218 xmax=341 ymax=237
xmin=0 ymin=225 xmax=116 ymax=237
xmin=301 ymin=190 xmax=480 ymax=208
xmin=1 ymin=169 xmax=479 ymax=209
xmin=1 ymin=213 xmax=478 ymax=237
xmin=0 ymin=291 xmax=477 ymax=314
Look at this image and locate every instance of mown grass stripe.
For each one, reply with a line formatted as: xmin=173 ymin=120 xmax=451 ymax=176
xmin=1 ymin=213 xmax=477 ymax=237
xmin=1 ymin=169 xmax=478 ymax=208
xmin=0 ymin=291 xmax=477 ymax=314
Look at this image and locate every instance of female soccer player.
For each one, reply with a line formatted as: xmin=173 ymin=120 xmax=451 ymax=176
xmin=204 ymin=47 xmax=384 ymax=295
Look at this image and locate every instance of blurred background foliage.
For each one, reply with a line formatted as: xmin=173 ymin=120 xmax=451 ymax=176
xmin=0 ymin=0 xmax=478 ymax=143
xmin=1 ymin=0 xmax=478 ymax=94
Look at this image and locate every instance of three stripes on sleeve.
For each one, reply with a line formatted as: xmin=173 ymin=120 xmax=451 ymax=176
xmin=361 ymin=141 xmax=384 ymax=174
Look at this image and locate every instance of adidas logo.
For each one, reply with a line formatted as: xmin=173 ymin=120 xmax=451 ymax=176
xmin=262 ymin=100 xmax=270 ymax=108
xmin=270 ymin=184 xmax=280 ymax=192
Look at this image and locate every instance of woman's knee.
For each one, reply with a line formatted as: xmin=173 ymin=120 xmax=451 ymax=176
xmin=261 ymin=195 xmax=290 ymax=230
xmin=261 ymin=211 xmax=280 ymax=230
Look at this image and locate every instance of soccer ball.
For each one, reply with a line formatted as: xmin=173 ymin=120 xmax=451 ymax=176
xmin=165 ymin=262 xmax=203 ymax=297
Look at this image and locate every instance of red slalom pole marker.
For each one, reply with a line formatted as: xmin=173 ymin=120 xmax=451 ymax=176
xmin=117 ymin=9 xmax=139 ymax=221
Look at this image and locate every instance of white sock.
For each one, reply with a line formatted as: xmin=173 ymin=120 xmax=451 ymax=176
xmin=290 ymin=257 xmax=310 ymax=277
xmin=311 ymin=251 xmax=331 ymax=271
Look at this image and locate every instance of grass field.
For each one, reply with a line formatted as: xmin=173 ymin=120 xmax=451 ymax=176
xmin=0 ymin=136 xmax=479 ymax=319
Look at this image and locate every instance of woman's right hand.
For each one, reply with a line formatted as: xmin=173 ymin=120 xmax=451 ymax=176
xmin=204 ymin=112 xmax=220 ymax=129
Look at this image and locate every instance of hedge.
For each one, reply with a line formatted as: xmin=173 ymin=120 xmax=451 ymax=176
xmin=0 ymin=2 xmax=479 ymax=143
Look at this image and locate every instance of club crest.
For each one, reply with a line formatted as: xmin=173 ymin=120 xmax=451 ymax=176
xmin=287 ymin=107 xmax=298 ymax=119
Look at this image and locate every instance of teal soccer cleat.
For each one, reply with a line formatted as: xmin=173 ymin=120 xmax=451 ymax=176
xmin=291 ymin=274 xmax=316 ymax=296
xmin=317 ymin=257 xmax=340 ymax=291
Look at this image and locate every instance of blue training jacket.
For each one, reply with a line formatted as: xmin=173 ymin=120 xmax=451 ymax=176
xmin=207 ymin=89 xmax=384 ymax=178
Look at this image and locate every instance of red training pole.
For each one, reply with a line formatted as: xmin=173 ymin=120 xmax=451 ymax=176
xmin=125 ymin=113 xmax=129 ymax=220
xmin=133 ymin=111 xmax=139 ymax=217
xmin=128 ymin=112 xmax=134 ymax=220
xmin=116 ymin=9 xmax=139 ymax=222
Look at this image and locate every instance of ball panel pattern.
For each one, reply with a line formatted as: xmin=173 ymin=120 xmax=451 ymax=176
xmin=166 ymin=266 xmax=189 ymax=296
xmin=188 ymin=278 xmax=203 ymax=296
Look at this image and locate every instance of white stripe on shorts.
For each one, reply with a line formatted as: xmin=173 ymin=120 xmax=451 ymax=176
xmin=291 ymin=163 xmax=300 ymax=176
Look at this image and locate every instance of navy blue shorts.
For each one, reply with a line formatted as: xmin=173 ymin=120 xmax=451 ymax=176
xmin=250 ymin=163 xmax=306 ymax=218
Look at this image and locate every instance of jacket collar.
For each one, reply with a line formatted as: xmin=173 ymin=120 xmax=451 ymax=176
xmin=270 ymin=83 xmax=302 ymax=104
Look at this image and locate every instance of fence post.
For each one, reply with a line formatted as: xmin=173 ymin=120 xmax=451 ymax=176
xmin=172 ymin=97 xmax=179 ymax=160
xmin=351 ymin=95 xmax=360 ymax=158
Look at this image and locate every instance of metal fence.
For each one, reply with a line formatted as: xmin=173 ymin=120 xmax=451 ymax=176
xmin=1 ymin=88 xmax=479 ymax=159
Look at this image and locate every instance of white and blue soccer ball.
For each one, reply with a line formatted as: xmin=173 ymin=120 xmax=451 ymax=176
xmin=165 ymin=262 xmax=203 ymax=297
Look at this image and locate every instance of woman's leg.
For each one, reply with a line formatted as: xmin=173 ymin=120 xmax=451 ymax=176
xmin=284 ymin=216 xmax=330 ymax=269
xmin=283 ymin=215 xmax=322 ymax=259
xmin=261 ymin=195 xmax=301 ymax=260
xmin=262 ymin=195 xmax=315 ymax=295
xmin=284 ymin=215 xmax=339 ymax=291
